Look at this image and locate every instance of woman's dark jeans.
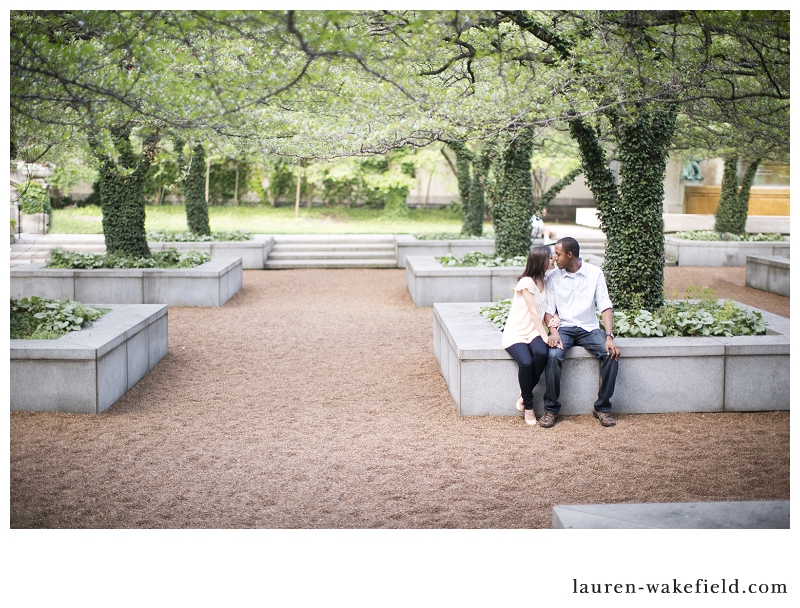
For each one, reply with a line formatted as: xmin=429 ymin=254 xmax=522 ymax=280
xmin=543 ymin=327 xmax=618 ymax=414
xmin=505 ymin=336 xmax=548 ymax=410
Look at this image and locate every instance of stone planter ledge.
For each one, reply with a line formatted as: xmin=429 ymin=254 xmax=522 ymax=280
xmin=11 ymin=304 xmax=168 ymax=413
xmin=434 ymin=302 xmax=789 ymax=417
xmin=10 ymin=257 xmax=243 ymax=307
xmin=665 ymin=236 xmax=789 ymax=267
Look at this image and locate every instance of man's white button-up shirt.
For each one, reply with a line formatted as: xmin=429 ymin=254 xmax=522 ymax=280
xmin=545 ymin=259 xmax=613 ymax=331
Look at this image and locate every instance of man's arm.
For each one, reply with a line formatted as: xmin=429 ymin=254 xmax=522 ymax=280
xmin=600 ymin=307 xmax=620 ymax=360
xmin=544 ymin=312 xmax=562 ymax=348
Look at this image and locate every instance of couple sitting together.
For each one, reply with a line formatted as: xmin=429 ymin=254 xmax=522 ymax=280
xmin=501 ymin=237 xmax=621 ymax=428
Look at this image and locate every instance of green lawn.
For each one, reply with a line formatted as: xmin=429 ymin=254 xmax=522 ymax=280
xmin=51 ymin=204 xmax=494 ymax=235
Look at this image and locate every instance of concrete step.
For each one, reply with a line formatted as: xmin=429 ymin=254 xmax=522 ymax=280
xmin=264 ymin=258 xmax=398 ymax=269
xmin=271 ymin=243 xmax=395 ymax=252
xmin=268 ymin=248 xmax=394 ymax=260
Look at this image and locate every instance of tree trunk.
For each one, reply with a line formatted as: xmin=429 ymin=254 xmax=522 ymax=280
xmin=715 ymin=156 xmax=759 ymax=235
xmin=444 ymin=141 xmax=474 ymax=232
xmin=204 ymin=150 xmax=211 ymax=205
xmin=92 ymin=126 xmax=158 ymax=258
xmin=184 ymin=143 xmax=211 ymax=236
xmin=492 ymin=128 xmax=537 ymax=258
xmin=463 ymin=151 xmax=491 ymax=237
xmin=570 ymin=105 xmax=676 ymax=311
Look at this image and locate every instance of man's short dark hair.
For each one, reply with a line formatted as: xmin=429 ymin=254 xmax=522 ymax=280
xmin=557 ymin=236 xmax=580 ymax=258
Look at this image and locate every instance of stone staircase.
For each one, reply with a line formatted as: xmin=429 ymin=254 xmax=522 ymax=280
xmin=9 ymin=230 xmax=608 ymax=269
xmin=261 ymin=235 xmax=398 ymax=269
xmin=10 ymin=234 xmax=107 ymax=267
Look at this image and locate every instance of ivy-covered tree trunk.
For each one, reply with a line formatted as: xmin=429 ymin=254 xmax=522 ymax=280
xmin=463 ymin=151 xmax=492 ymax=237
xmin=492 ymin=128 xmax=536 ymax=258
xmin=714 ymin=156 xmax=760 ymax=235
xmin=92 ymin=126 xmax=158 ymax=258
xmin=184 ymin=143 xmax=211 ymax=236
xmin=444 ymin=141 xmax=475 ymax=232
xmin=570 ymin=105 xmax=676 ymax=311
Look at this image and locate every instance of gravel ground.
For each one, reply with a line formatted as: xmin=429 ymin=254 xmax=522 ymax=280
xmin=10 ymin=266 xmax=789 ymax=528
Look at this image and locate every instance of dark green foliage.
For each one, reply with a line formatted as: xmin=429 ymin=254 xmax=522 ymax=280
xmin=570 ymin=105 xmax=677 ymax=311
xmin=208 ymin=159 xmax=251 ymax=205
xmin=92 ymin=126 xmax=158 ymax=258
xmin=464 ymin=152 xmax=491 ymax=237
xmin=11 ymin=296 xmax=107 ymax=340
xmin=491 ymin=128 xmax=536 ymax=259
xmin=714 ymin=156 xmax=761 ymax=235
xmin=444 ymin=141 xmax=491 ymax=237
xmin=535 ymin=166 xmax=582 ymax=215
xmin=184 ymin=143 xmax=211 ymax=236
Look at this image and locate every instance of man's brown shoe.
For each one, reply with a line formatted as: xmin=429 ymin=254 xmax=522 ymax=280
xmin=539 ymin=412 xmax=557 ymax=428
xmin=593 ymin=410 xmax=616 ymax=427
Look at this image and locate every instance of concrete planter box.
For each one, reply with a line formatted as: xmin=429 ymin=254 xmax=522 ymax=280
xmin=406 ymin=255 xmax=602 ymax=307
xmin=665 ymin=236 xmax=790 ymax=267
xmin=149 ymin=237 xmax=273 ymax=269
xmin=746 ymin=255 xmax=790 ymax=297
xmin=395 ymin=235 xmax=495 ymax=268
xmin=11 ymin=304 xmax=168 ymax=414
xmin=406 ymin=255 xmax=523 ymax=307
xmin=20 ymin=212 xmax=50 ymax=235
xmin=433 ymin=302 xmax=789 ymax=417
xmin=10 ymin=258 xmax=242 ymax=307
xmin=663 ymin=214 xmax=790 ymax=235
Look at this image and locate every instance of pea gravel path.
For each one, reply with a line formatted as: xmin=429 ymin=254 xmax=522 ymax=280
xmin=10 ymin=266 xmax=789 ymax=528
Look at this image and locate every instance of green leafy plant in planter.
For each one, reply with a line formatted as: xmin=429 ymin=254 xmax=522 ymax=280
xmin=19 ymin=181 xmax=52 ymax=215
xmin=11 ymin=296 xmax=108 ymax=340
xmin=146 ymin=230 xmax=252 ymax=242
xmin=480 ymin=285 xmax=766 ymax=337
xmin=674 ymin=230 xmax=784 ymax=242
xmin=47 ymin=247 xmax=210 ymax=269
xmin=436 ymin=251 xmax=527 ymax=267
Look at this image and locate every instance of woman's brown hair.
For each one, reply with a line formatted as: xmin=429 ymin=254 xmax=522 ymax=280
xmin=518 ymin=246 xmax=551 ymax=283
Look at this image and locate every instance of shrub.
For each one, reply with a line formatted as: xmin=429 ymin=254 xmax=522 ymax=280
xmin=47 ymin=247 xmax=210 ymax=269
xmin=19 ymin=181 xmax=52 ymax=215
xmin=11 ymin=296 xmax=108 ymax=340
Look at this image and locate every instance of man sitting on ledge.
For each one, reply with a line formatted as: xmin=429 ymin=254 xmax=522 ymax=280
xmin=541 ymin=237 xmax=621 ymax=428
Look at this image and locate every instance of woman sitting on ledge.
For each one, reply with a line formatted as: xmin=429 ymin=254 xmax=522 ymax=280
xmin=501 ymin=246 xmax=559 ymax=426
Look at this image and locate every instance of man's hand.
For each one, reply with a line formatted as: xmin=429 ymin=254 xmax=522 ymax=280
xmin=547 ymin=330 xmax=562 ymax=349
xmin=605 ymin=335 xmax=621 ymax=360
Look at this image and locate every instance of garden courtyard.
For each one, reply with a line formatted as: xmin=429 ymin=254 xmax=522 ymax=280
xmin=10 ymin=265 xmax=789 ymax=529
